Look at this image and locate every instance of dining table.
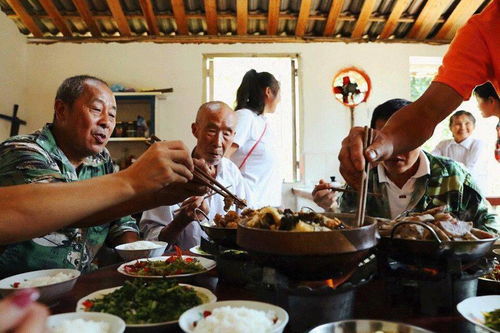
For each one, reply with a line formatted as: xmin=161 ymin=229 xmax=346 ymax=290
xmin=51 ymin=251 xmax=479 ymax=333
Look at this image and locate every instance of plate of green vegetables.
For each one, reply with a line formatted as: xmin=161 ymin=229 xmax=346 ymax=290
xmin=76 ymin=279 xmax=216 ymax=328
xmin=457 ymin=295 xmax=500 ymax=333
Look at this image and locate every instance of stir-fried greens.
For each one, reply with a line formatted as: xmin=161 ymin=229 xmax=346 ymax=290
xmin=124 ymin=247 xmax=205 ymax=277
xmin=484 ymin=308 xmax=500 ymax=331
xmin=82 ymin=279 xmax=205 ymax=324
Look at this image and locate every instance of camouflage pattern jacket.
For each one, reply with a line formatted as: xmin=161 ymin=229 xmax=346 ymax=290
xmin=0 ymin=124 xmax=138 ymax=277
xmin=337 ymin=151 xmax=499 ymax=235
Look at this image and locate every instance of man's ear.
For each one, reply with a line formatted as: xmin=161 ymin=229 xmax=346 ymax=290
xmin=191 ymin=122 xmax=198 ymax=139
xmin=54 ymin=100 xmax=67 ymax=122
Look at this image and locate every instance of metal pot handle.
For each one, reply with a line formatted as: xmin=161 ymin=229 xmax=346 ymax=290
xmin=390 ymin=221 xmax=442 ymax=244
xmin=194 ymin=208 xmax=210 ymax=224
xmin=300 ymin=206 xmax=317 ymax=213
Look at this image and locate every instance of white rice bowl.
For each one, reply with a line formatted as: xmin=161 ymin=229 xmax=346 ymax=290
xmin=0 ymin=269 xmax=80 ymax=304
xmin=179 ymin=300 xmax=288 ymax=333
xmin=114 ymin=241 xmax=167 ymax=261
xmin=47 ymin=312 xmax=125 ymax=333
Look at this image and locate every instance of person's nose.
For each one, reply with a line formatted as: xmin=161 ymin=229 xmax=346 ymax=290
xmin=98 ymin=111 xmax=113 ymax=129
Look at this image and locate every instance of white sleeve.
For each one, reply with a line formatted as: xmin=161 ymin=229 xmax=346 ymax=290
xmin=139 ymin=206 xmax=175 ymax=241
xmin=233 ymin=109 xmax=253 ymax=148
xmin=464 ymin=139 xmax=488 ymax=171
xmin=432 ymin=141 xmax=445 ymax=156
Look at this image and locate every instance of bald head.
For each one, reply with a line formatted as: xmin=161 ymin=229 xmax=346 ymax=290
xmin=192 ymin=101 xmax=237 ymax=165
xmin=195 ymin=101 xmax=234 ymax=124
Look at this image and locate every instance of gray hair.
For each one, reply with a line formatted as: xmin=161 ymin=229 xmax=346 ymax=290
xmin=55 ymin=75 xmax=109 ymax=106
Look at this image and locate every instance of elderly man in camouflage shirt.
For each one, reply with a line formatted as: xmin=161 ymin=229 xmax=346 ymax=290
xmin=313 ymin=99 xmax=499 ymax=235
xmin=0 ymin=76 xmax=154 ymax=276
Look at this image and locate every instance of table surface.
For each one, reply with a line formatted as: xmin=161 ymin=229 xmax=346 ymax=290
xmin=52 ymin=253 xmax=480 ymax=333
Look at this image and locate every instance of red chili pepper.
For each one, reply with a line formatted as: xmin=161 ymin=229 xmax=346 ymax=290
xmin=12 ymin=282 xmax=20 ymax=288
xmin=174 ymin=245 xmax=182 ymax=258
xmin=82 ymin=300 xmax=94 ymax=309
xmin=185 ymin=258 xmax=194 ymax=263
xmin=203 ymin=310 xmax=212 ymax=318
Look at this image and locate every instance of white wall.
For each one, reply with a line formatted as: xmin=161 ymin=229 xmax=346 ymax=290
xmin=22 ymin=41 xmax=448 ymax=186
xmin=0 ymin=13 xmax=27 ymax=141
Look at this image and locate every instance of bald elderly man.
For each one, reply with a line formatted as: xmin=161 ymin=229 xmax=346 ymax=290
xmin=140 ymin=101 xmax=251 ymax=249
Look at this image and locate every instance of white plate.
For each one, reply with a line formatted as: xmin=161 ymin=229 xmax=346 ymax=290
xmin=0 ymin=269 xmax=80 ymax=304
xmin=117 ymin=255 xmax=216 ymax=278
xmin=457 ymin=295 xmax=500 ymax=333
xmin=178 ymin=300 xmax=289 ymax=333
xmin=189 ymin=246 xmax=214 ymax=258
xmin=76 ymin=284 xmax=217 ymax=328
xmin=47 ymin=312 xmax=126 ymax=333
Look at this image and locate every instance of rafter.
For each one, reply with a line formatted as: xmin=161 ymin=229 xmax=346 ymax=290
xmin=267 ymin=0 xmax=280 ymax=35
xmin=295 ymin=0 xmax=312 ymax=37
xmin=433 ymin=0 xmax=483 ymax=40
xmin=203 ymin=0 xmax=217 ymax=35
xmin=351 ymin=0 xmax=376 ymax=38
xmin=171 ymin=0 xmax=189 ymax=35
xmin=72 ymin=0 xmax=101 ymax=37
xmin=236 ymin=0 xmax=248 ymax=35
xmin=323 ymin=0 xmax=344 ymax=36
xmin=105 ymin=0 xmax=131 ymax=36
xmin=379 ymin=0 xmax=412 ymax=39
xmin=139 ymin=0 xmax=159 ymax=35
xmin=407 ymin=0 xmax=451 ymax=40
xmin=38 ymin=0 xmax=72 ymax=36
xmin=6 ymin=0 xmax=43 ymax=37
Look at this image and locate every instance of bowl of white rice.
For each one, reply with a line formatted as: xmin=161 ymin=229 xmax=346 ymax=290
xmin=47 ymin=312 xmax=125 ymax=333
xmin=178 ymin=300 xmax=289 ymax=333
xmin=115 ymin=240 xmax=168 ymax=261
xmin=0 ymin=268 xmax=80 ymax=304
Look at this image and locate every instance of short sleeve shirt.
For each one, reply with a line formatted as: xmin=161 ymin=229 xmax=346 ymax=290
xmin=0 ymin=124 xmax=138 ymax=277
xmin=433 ymin=1 xmax=500 ymax=99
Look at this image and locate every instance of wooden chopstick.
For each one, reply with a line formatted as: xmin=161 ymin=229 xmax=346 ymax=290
xmin=355 ymin=127 xmax=374 ymax=227
xmin=172 ymin=186 xmax=233 ymax=214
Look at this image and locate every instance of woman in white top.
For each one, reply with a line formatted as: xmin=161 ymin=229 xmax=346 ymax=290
xmin=432 ymin=110 xmax=488 ymax=191
xmin=227 ymin=69 xmax=282 ymax=208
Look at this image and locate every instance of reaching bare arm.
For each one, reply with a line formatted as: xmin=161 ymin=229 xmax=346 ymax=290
xmin=339 ymin=82 xmax=463 ymax=188
xmin=0 ymin=141 xmax=199 ymax=245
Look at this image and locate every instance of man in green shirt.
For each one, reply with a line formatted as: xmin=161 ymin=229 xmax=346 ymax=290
xmin=0 ymin=75 xmax=202 ymax=276
xmin=313 ymin=99 xmax=499 ymax=235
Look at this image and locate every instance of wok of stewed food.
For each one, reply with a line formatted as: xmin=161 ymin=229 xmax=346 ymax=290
xmin=377 ymin=206 xmax=495 ymax=241
xmin=214 ymin=207 xmax=350 ymax=231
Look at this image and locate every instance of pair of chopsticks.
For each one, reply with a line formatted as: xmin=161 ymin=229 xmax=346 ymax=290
xmin=146 ymin=136 xmax=247 ymax=209
xmin=328 ymin=186 xmax=381 ymax=198
xmin=172 ymin=185 xmax=233 ymax=215
xmin=355 ymin=127 xmax=374 ymax=227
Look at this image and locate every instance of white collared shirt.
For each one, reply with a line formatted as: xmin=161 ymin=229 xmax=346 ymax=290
xmin=377 ymin=150 xmax=431 ymax=219
xmin=432 ymin=137 xmax=488 ymax=191
xmin=140 ymin=157 xmax=251 ymax=249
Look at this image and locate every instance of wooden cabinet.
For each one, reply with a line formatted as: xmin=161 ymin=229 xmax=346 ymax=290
xmin=107 ymin=92 xmax=165 ymax=169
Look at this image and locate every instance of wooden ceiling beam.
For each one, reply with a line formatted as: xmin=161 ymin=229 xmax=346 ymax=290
xmin=28 ymin=35 xmax=451 ymax=45
xmin=351 ymin=0 xmax=376 ymax=38
xmin=236 ymin=0 xmax=248 ymax=35
xmin=72 ymin=0 xmax=101 ymax=36
xmin=295 ymin=0 xmax=312 ymax=37
xmin=433 ymin=0 xmax=483 ymax=40
xmin=267 ymin=0 xmax=280 ymax=35
xmin=203 ymin=0 xmax=218 ymax=35
xmin=38 ymin=0 xmax=72 ymax=36
xmin=323 ymin=0 xmax=344 ymax=37
xmin=105 ymin=0 xmax=131 ymax=36
xmin=139 ymin=0 xmax=159 ymax=35
xmin=171 ymin=0 xmax=189 ymax=35
xmin=379 ymin=0 xmax=412 ymax=39
xmin=407 ymin=0 xmax=451 ymax=40
xmin=6 ymin=0 xmax=43 ymax=37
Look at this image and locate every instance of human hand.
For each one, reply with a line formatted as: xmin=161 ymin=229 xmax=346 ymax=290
xmin=0 ymin=288 xmax=49 ymax=333
xmin=312 ymin=179 xmax=339 ymax=211
xmin=338 ymin=127 xmax=393 ymax=190
xmin=123 ymin=140 xmax=194 ymax=195
xmin=176 ymin=196 xmax=210 ymax=224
